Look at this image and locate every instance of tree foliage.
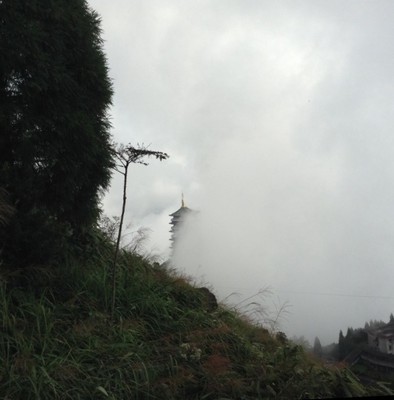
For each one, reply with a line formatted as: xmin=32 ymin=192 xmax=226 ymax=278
xmin=0 ymin=0 xmax=113 ymax=265
xmin=337 ymin=326 xmax=368 ymax=360
xmin=0 ymin=189 xmax=14 ymax=227
xmin=291 ymin=335 xmax=311 ymax=351
xmin=313 ymin=336 xmax=322 ymax=357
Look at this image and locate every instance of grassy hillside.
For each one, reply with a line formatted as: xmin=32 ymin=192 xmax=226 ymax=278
xmin=0 ymin=237 xmax=392 ymax=399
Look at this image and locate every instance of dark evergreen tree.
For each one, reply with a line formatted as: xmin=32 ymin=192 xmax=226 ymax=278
xmin=337 ymin=327 xmax=368 ymax=360
xmin=313 ymin=336 xmax=323 ymax=357
xmin=0 ymin=0 xmax=113 ymax=265
xmin=346 ymin=327 xmax=354 ymax=339
xmin=390 ymin=313 xmax=394 ymax=323
xmin=369 ymin=319 xmax=385 ymax=329
xmin=338 ymin=330 xmax=346 ymax=359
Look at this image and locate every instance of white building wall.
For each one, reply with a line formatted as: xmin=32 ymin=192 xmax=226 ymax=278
xmin=377 ymin=337 xmax=394 ymax=354
xmin=388 ymin=339 xmax=394 ymax=355
xmin=378 ymin=338 xmax=387 ymax=353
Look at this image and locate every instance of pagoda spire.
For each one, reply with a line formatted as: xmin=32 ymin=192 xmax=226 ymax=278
xmin=181 ymin=192 xmax=185 ymax=208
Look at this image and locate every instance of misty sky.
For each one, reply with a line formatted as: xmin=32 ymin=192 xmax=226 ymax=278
xmin=89 ymin=0 xmax=394 ymax=344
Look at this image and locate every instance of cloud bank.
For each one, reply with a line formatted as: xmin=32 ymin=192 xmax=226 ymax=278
xmin=91 ymin=0 xmax=394 ymax=343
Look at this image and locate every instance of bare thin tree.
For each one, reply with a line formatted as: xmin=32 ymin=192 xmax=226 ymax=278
xmin=111 ymin=143 xmax=169 ymax=316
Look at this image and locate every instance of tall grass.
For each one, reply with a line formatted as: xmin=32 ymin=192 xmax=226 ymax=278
xmin=0 ymin=241 xmax=392 ymax=399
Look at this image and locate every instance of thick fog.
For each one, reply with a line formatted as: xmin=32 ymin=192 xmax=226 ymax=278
xmin=90 ymin=0 xmax=394 ymax=344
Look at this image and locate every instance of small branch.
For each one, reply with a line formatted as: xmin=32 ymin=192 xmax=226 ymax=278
xmin=113 ymin=166 xmax=125 ymax=175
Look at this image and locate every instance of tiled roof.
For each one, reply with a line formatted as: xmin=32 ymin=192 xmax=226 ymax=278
xmin=374 ymin=322 xmax=394 ymax=338
xmin=169 ymin=206 xmax=192 ymax=217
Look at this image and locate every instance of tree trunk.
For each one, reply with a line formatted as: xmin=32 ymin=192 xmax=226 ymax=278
xmin=111 ymin=164 xmax=128 ymax=316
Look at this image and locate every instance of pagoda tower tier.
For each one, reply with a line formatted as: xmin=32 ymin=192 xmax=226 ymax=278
xmin=169 ymin=195 xmax=193 ymax=249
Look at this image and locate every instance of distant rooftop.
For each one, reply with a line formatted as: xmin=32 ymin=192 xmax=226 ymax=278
xmin=376 ymin=322 xmax=394 ymax=338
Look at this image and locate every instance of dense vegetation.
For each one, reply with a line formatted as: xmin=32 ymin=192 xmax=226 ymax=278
xmin=0 ymin=0 xmax=113 ymax=265
xmin=2 ymin=242 xmax=392 ymax=399
xmin=338 ymin=327 xmax=369 ymax=361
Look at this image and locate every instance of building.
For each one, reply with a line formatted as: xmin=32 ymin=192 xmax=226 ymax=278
xmin=367 ymin=322 xmax=394 ymax=355
xmin=169 ymin=195 xmax=193 ymax=251
xmin=341 ymin=321 xmax=394 ymax=373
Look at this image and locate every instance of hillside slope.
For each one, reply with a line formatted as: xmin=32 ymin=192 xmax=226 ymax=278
xmin=0 ymin=239 xmax=392 ymax=399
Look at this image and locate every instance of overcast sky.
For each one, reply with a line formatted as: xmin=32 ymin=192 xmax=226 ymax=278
xmin=89 ymin=0 xmax=394 ymax=344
